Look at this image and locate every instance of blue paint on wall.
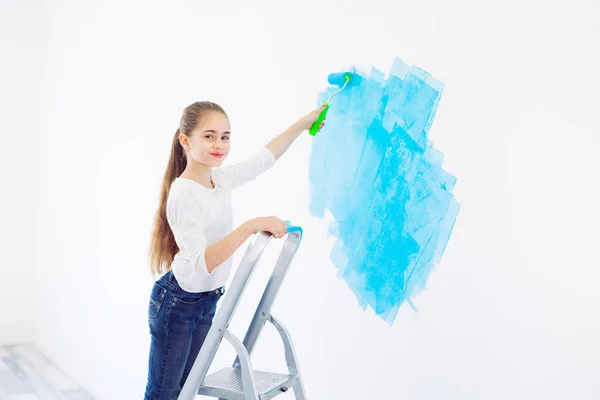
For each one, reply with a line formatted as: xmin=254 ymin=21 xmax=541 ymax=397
xmin=308 ymin=57 xmax=460 ymax=324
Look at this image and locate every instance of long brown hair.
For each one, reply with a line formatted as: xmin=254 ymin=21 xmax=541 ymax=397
xmin=149 ymin=101 xmax=227 ymax=277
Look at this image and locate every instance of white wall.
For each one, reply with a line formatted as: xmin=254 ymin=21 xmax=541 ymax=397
xmin=0 ymin=1 xmax=46 ymax=345
xmin=5 ymin=0 xmax=599 ymax=399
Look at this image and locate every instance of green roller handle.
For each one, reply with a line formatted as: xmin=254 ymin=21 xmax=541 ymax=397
xmin=309 ymin=102 xmax=329 ymax=136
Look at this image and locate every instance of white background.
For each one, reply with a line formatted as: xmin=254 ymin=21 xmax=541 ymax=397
xmin=1 ymin=0 xmax=599 ymax=399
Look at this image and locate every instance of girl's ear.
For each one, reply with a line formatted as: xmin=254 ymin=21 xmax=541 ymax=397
xmin=179 ymin=134 xmax=188 ymax=149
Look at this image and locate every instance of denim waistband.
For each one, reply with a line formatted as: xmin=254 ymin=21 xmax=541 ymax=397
xmin=159 ymin=270 xmax=225 ymax=296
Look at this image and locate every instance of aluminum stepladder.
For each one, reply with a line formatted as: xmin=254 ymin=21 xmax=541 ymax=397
xmin=178 ymin=222 xmax=307 ymax=400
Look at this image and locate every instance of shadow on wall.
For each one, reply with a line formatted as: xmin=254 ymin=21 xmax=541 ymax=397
xmin=309 ymin=57 xmax=460 ymax=325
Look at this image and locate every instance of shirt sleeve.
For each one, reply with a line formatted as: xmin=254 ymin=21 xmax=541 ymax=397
xmin=167 ymin=191 xmax=213 ymax=277
xmin=214 ymin=147 xmax=276 ymax=189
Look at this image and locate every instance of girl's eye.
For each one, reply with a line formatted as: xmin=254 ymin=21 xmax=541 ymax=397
xmin=205 ymin=135 xmax=229 ymax=140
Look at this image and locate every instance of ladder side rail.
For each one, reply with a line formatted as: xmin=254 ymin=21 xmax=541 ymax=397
xmin=233 ymin=231 xmax=302 ymax=368
xmin=178 ymin=232 xmax=272 ymax=400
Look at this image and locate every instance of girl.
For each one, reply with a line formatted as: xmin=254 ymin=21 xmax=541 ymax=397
xmin=145 ymin=101 xmax=325 ymax=399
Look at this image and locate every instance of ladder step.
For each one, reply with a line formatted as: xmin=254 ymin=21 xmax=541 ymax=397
xmin=198 ymin=367 xmax=297 ymax=399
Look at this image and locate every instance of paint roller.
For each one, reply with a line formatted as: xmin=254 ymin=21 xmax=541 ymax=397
xmin=309 ymin=72 xmax=354 ymax=136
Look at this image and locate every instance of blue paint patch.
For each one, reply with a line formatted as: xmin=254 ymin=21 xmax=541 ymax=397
xmin=308 ymin=57 xmax=460 ymax=325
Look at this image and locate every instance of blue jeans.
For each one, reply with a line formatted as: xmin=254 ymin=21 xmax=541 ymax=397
xmin=144 ymin=270 xmax=224 ymax=400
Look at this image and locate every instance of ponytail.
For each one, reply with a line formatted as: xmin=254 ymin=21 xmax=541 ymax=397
xmin=148 ymin=128 xmax=187 ymax=277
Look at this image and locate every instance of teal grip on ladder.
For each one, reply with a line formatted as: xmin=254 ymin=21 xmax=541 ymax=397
xmin=284 ymin=221 xmax=302 ymax=233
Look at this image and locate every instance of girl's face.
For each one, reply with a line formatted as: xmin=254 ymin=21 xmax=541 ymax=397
xmin=185 ymin=112 xmax=231 ymax=167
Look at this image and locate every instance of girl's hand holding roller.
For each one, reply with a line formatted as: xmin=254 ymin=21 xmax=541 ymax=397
xmin=296 ymin=104 xmax=327 ymax=131
xmin=265 ymin=105 xmax=327 ymax=159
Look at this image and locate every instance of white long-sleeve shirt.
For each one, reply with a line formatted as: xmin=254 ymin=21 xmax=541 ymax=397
xmin=166 ymin=147 xmax=276 ymax=292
